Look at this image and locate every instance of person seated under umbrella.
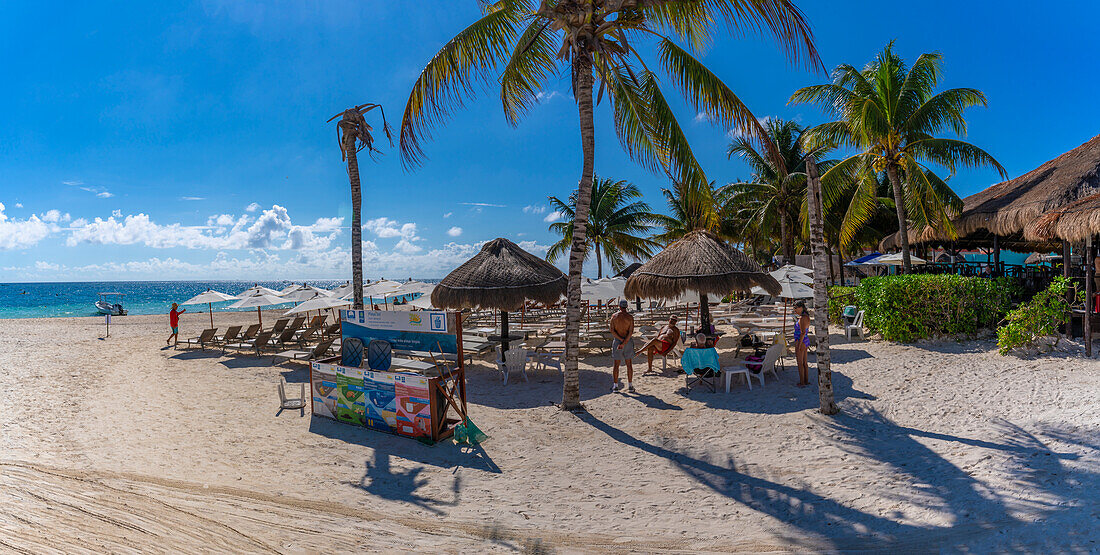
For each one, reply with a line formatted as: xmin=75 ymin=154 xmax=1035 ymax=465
xmin=636 ymin=316 xmax=681 ymax=373
xmin=681 ymin=333 xmax=720 ymax=377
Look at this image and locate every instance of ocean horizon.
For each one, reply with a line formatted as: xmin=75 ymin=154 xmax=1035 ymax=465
xmin=0 ymin=279 xmax=436 ymax=319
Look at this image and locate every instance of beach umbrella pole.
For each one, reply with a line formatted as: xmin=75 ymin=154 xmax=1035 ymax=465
xmin=257 ymin=306 xmax=263 ymax=328
xmin=208 ymin=302 xmax=214 ymax=329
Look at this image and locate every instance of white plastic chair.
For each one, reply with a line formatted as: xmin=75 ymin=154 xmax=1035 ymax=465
xmin=722 ymin=343 xmax=783 ymax=392
xmin=277 ymin=379 xmax=307 ymax=415
xmin=845 ymin=310 xmax=866 ymax=340
xmin=495 ymin=346 xmax=529 ymax=385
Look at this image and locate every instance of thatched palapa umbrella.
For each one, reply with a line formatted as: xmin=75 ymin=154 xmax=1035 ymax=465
xmin=625 ymin=230 xmax=781 ymax=333
xmin=432 ymin=238 xmax=567 ymax=354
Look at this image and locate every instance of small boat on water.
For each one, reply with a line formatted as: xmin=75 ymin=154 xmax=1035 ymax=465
xmin=95 ymin=292 xmax=127 ymax=316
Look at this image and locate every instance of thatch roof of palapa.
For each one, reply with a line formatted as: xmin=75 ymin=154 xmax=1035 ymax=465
xmin=1024 ymin=192 xmax=1100 ymax=242
xmin=877 ymin=134 xmax=1100 ymax=251
xmin=431 ymin=238 xmax=566 ymax=311
xmin=624 ymin=230 xmax=781 ymax=299
xmin=950 ymin=133 xmax=1100 ymax=238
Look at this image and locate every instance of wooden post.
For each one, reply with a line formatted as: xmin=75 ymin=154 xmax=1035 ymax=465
xmin=1063 ymin=240 xmax=1072 ymax=279
xmin=500 ymin=310 xmax=510 ymax=354
xmin=1087 ymin=236 xmax=1095 ymax=357
xmin=993 ymin=235 xmax=1001 ymax=277
xmin=804 ymin=155 xmax=838 ymax=415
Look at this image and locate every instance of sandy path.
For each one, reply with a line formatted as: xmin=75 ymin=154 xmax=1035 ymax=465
xmin=1 ymin=311 xmax=1099 ymax=551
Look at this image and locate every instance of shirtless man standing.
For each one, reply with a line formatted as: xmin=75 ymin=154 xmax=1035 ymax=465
xmin=609 ymin=300 xmax=636 ymax=393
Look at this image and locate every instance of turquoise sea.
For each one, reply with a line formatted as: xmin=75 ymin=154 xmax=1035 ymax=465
xmin=0 ymin=280 xmax=426 ymax=319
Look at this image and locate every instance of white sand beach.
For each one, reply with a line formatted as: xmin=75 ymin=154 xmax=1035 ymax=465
xmin=2 ymin=310 xmax=1099 ymax=552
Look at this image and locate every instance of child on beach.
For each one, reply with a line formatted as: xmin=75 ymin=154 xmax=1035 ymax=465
xmin=166 ymin=303 xmax=186 ymax=346
xmin=792 ymin=301 xmax=811 ymax=387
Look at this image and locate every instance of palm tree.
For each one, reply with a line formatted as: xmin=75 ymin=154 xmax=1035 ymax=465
xmin=725 ymin=117 xmax=833 ymax=263
xmin=652 ymin=178 xmax=728 ymax=245
xmin=804 ymin=156 xmax=838 ymax=414
xmin=546 ymin=176 xmax=659 ymax=278
xmin=400 ymin=0 xmax=819 ymax=410
xmin=791 ymin=41 xmax=1006 ymax=273
xmin=329 ymin=104 xmax=392 ymax=310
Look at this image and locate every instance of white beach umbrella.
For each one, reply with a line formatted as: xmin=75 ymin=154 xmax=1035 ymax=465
xmin=871 ymin=252 xmax=926 ymax=266
xmin=228 ymin=293 xmax=286 ymax=327
xmin=278 ymin=283 xmax=302 ymax=295
xmin=357 ymin=280 xmax=403 ymax=308
xmin=581 ymin=277 xmax=627 ymax=301
xmin=281 ymin=285 xmax=332 ymax=302
xmin=395 ymin=280 xmax=434 ymax=295
xmin=181 ymin=289 xmax=237 ymax=328
xmin=284 ymin=293 xmax=351 ymax=316
xmin=408 ymin=291 xmax=438 ymax=309
xmin=770 ymin=265 xmax=814 ymax=283
xmin=238 ymin=284 xmax=281 ymax=298
xmin=751 ymin=281 xmax=813 ymax=299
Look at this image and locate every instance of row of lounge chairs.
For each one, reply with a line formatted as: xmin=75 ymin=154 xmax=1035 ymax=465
xmin=177 ymin=315 xmax=342 ymax=364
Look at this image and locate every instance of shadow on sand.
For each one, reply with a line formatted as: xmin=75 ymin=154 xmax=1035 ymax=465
xmin=574 ymin=405 xmax=1099 ymax=550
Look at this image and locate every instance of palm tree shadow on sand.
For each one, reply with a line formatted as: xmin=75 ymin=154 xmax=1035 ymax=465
xmin=575 ymin=405 xmax=1100 ymax=550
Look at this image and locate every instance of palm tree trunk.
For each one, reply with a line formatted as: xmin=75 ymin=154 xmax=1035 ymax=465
xmin=346 ymin=139 xmax=365 ymax=310
xmin=594 ymin=242 xmax=603 ymax=279
xmin=886 ymin=163 xmax=912 ymax=274
xmin=805 ymin=156 xmax=838 ymax=415
xmin=779 ymin=212 xmax=792 ymax=264
xmin=561 ymin=56 xmax=596 ymax=411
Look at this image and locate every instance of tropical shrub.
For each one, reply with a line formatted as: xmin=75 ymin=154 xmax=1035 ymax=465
xmin=996 ymin=277 xmax=1080 ymax=355
xmin=855 ymin=275 xmax=1017 ymax=342
xmin=827 ymin=286 xmax=858 ymax=322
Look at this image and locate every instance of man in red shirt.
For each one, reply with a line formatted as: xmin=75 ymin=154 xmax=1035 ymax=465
xmin=166 ymin=303 xmax=186 ymax=346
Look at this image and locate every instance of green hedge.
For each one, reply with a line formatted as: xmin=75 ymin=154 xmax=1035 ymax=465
xmin=855 ymin=275 xmax=1018 ymax=342
xmin=827 ymin=286 xmax=858 ymax=322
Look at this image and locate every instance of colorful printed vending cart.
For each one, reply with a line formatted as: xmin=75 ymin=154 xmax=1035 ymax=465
xmin=309 ymin=309 xmax=469 ymax=443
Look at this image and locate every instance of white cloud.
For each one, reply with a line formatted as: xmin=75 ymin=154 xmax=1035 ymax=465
xmin=523 ymin=205 xmax=548 ymax=215
xmin=447 ymin=226 xmax=462 ymax=237
xmin=66 ymin=204 xmax=342 ymax=253
xmin=9 ymin=238 xmax=554 ymax=281
xmin=460 ymin=202 xmax=506 ymax=208
xmin=41 ymin=210 xmax=70 ymax=223
xmin=443 ymin=212 xmax=452 ymax=218
xmin=694 ymin=111 xmax=711 ymax=124
xmin=0 ymin=203 xmax=54 ymax=250
xmin=245 ymin=202 xmax=261 ymax=212
xmin=14 ymin=203 xmax=22 ymax=208
xmin=536 ymin=91 xmax=561 ymax=103
xmin=394 ymin=238 xmax=422 ymax=254
xmin=544 ymin=211 xmax=564 ymax=223
xmin=181 ymin=196 xmax=205 ymax=201
xmin=112 ymin=209 xmax=123 ymax=218
xmin=68 ymin=181 xmax=115 ymax=198
xmin=363 ymin=217 xmax=420 ymax=243
xmin=96 ymin=191 xmax=114 ymax=198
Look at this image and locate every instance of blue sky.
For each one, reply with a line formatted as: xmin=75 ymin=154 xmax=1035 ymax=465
xmin=1 ymin=1 xmax=1097 ymax=282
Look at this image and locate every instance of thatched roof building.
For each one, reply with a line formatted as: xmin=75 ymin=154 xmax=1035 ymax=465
xmin=624 ymin=230 xmax=780 ymax=300
xmin=1024 ymin=192 xmax=1100 ymax=243
xmin=431 ymin=238 xmax=566 ymax=311
xmin=880 ymin=133 xmax=1100 ymax=251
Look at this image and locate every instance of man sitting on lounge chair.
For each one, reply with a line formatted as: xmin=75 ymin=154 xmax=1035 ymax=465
xmin=635 ymin=316 xmax=680 ymax=373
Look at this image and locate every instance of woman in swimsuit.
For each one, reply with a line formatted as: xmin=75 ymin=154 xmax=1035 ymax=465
xmin=792 ymin=301 xmax=811 ymax=387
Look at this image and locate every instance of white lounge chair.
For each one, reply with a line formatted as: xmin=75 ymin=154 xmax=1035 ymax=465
xmin=845 ymin=310 xmax=866 ymax=340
